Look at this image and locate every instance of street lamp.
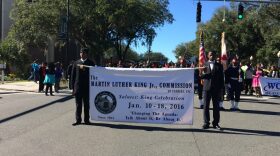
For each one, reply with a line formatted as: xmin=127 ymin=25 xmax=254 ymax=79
xmin=277 ymin=51 xmax=280 ymax=68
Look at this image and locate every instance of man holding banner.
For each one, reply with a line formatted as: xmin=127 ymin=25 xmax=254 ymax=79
xmin=201 ymin=51 xmax=224 ymax=130
xmin=71 ymin=48 xmax=95 ymax=126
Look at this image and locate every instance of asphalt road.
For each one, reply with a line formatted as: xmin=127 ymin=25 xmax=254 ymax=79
xmin=0 ymin=90 xmax=279 ymax=156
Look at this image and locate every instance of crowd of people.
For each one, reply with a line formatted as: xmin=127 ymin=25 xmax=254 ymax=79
xmin=102 ymin=53 xmax=279 ymax=130
xmin=28 ymin=49 xmax=279 ymax=129
xmin=28 ymin=61 xmax=64 ymax=96
xmin=104 ymin=55 xmax=279 ymax=101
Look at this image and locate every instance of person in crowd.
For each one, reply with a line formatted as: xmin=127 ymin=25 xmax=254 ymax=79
xmin=117 ymin=60 xmax=123 ymax=67
xmin=163 ymin=62 xmax=169 ymax=68
xmin=269 ymin=66 xmax=279 ymax=78
xmin=252 ymin=64 xmax=263 ymax=98
xmin=200 ymin=51 xmax=224 ymax=130
xmin=54 ymin=62 xmax=63 ymax=93
xmin=169 ymin=61 xmax=175 ymax=68
xmin=244 ymin=63 xmax=254 ymax=95
xmin=225 ymin=58 xmax=244 ymax=111
xmin=44 ymin=63 xmax=55 ymax=96
xmin=71 ymin=48 xmax=95 ymax=126
xmin=215 ymin=57 xmax=226 ymax=110
xmin=38 ymin=62 xmax=47 ymax=92
xmin=66 ymin=60 xmax=75 ymax=89
xmin=28 ymin=60 xmax=39 ymax=83
xmin=106 ymin=62 xmax=112 ymax=67
xmin=194 ymin=63 xmax=204 ymax=109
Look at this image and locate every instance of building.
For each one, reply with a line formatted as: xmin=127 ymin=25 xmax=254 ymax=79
xmin=1 ymin=0 xmax=13 ymax=40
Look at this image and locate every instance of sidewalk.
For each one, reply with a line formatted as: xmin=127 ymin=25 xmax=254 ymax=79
xmin=0 ymin=80 xmax=68 ymax=92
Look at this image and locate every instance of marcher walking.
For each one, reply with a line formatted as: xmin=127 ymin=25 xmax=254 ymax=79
xmin=225 ymin=58 xmax=244 ymax=111
xmin=201 ymin=51 xmax=224 ymax=130
xmin=71 ymin=48 xmax=95 ymax=126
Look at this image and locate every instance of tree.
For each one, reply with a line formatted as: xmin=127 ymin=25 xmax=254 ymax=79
xmin=173 ymin=41 xmax=198 ymax=61
xmin=104 ymin=46 xmax=140 ymax=63
xmin=139 ymin=51 xmax=168 ymax=62
xmin=174 ymin=3 xmax=280 ymax=66
xmin=9 ymin=0 xmax=173 ymax=65
xmin=254 ymin=4 xmax=280 ymax=64
xmin=0 ymin=38 xmax=29 ymax=77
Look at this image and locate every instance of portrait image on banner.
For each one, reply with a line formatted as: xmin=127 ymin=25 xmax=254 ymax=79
xmin=89 ymin=67 xmax=194 ymax=125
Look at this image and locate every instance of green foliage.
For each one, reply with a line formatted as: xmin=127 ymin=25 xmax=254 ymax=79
xmin=174 ymin=3 xmax=280 ymax=66
xmin=0 ymin=38 xmax=29 ymax=78
xmin=11 ymin=0 xmax=64 ymax=48
xmin=173 ymin=41 xmax=198 ymax=61
xmin=9 ymin=0 xmax=173 ymax=65
xmin=104 ymin=46 xmax=140 ymax=62
xmin=139 ymin=51 xmax=168 ymax=62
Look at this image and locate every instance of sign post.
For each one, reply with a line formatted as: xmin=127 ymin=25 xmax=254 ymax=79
xmin=0 ymin=64 xmax=6 ymax=84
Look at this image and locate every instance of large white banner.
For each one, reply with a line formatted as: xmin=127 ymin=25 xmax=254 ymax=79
xmin=259 ymin=77 xmax=280 ymax=96
xmin=89 ymin=67 xmax=194 ymax=124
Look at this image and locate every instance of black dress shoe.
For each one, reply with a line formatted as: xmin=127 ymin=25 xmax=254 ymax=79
xmin=84 ymin=121 xmax=92 ymax=125
xmin=213 ymin=124 xmax=222 ymax=130
xmin=72 ymin=122 xmax=81 ymax=126
xmin=202 ymin=124 xmax=209 ymax=129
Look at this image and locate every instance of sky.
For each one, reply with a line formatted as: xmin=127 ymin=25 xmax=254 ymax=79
xmin=132 ymin=0 xmax=231 ymax=62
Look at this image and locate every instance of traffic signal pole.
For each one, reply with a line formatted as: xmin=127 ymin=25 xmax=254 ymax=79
xmin=196 ymin=2 xmax=202 ymax=23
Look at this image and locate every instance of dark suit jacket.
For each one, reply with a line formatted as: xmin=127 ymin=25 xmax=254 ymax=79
xmin=71 ymin=59 xmax=95 ymax=95
xmin=201 ymin=61 xmax=224 ymax=91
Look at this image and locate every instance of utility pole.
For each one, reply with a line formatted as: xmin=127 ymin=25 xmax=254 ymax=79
xmin=66 ymin=0 xmax=69 ymax=66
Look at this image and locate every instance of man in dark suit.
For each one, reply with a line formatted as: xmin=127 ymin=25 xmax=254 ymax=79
xmin=71 ymin=48 xmax=95 ymax=126
xmin=200 ymin=51 xmax=224 ymax=130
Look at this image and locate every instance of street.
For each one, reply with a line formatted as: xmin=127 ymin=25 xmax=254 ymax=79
xmin=0 ymin=90 xmax=279 ymax=156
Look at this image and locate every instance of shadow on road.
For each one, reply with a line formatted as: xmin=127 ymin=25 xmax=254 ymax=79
xmin=0 ymin=91 xmax=21 ymax=95
xmin=194 ymin=107 xmax=280 ymax=116
xmin=238 ymin=109 xmax=280 ymax=116
xmin=0 ymin=95 xmax=73 ymax=124
xmin=86 ymin=123 xmax=280 ymax=137
xmin=240 ymin=99 xmax=280 ymax=105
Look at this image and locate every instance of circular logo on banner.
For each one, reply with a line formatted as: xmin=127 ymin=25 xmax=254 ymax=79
xmin=95 ymin=91 xmax=117 ymax=114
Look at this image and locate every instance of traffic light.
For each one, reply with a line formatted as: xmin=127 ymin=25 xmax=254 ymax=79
xmin=196 ymin=2 xmax=202 ymax=23
xmin=238 ymin=3 xmax=244 ymax=20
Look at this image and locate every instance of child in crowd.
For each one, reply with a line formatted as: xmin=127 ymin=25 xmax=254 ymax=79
xmin=44 ymin=63 xmax=55 ymax=96
xmin=252 ymin=65 xmax=263 ymax=98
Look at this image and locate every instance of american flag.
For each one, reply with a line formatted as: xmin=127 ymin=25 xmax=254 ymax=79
xmin=199 ymin=31 xmax=206 ymax=67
